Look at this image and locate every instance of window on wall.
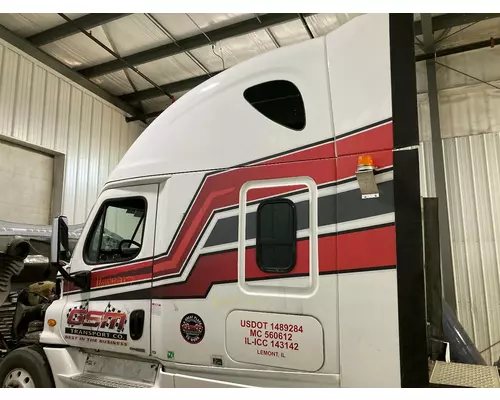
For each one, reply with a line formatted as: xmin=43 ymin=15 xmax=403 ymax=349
xmin=85 ymin=197 xmax=146 ymax=265
xmin=256 ymin=198 xmax=297 ymax=273
xmin=243 ymin=80 xmax=306 ymax=131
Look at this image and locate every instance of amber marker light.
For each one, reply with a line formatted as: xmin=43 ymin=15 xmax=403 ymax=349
xmin=357 ymin=154 xmax=374 ymax=167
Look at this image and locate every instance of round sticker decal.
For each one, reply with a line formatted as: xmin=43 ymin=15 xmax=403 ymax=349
xmin=180 ymin=313 xmax=205 ymax=344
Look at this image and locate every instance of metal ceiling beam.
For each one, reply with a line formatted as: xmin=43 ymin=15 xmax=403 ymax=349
xmin=78 ymin=13 xmax=315 ymax=79
xmin=299 ymin=13 xmax=314 ymax=39
xmin=119 ymin=13 xmax=500 ymax=104
xmin=57 ymin=13 xmax=174 ymax=102
xmin=27 ymin=13 xmax=131 ymax=47
xmin=126 ymin=110 xmax=162 ymax=123
xmin=129 ymin=13 xmax=500 ymax=121
xmin=0 ymin=23 xmax=141 ymax=118
xmin=120 ymin=72 xmax=221 ymax=103
xmin=416 ymin=37 xmax=500 ymax=62
xmin=414 ymin=13 xmax=500 ymax=36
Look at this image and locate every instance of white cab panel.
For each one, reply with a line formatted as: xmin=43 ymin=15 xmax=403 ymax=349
xmin=327 ymin=13 xmax=392 ymax=137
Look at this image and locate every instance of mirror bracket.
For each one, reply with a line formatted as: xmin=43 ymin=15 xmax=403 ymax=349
xmin=72 ymin=271 xmax=91 ymax=292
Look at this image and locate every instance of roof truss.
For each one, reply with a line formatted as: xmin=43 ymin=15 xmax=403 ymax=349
xmin=27 ymin=13 xmax=131 ymax=46
xmin=1 ymin=13 xmax=500 ymax=123
xmin=77 ymin=13 xmax=315 ymax=79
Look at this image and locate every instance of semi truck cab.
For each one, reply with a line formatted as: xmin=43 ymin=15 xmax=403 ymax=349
xmin=1 ymin=13 xmax=499 ymax=388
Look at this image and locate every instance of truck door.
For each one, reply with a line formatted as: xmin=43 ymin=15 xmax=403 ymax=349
xmin=61 ymin=183 xmax=158 ymax=357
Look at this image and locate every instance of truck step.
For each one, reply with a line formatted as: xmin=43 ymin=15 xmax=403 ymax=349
xmin=69 ymin=372 xmax=153 ymax=388
xmin=429 ymin=361 xmax=500 ymax=388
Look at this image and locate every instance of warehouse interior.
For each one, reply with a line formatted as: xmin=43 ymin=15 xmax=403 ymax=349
xmin=1 ymin=12 xmax=500 ymax=387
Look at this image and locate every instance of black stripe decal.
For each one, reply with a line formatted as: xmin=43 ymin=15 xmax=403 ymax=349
xmin=335 ymin=117 xmax=392 ymax=141
xmin=205 ymin=180 xmax=394 ymax=248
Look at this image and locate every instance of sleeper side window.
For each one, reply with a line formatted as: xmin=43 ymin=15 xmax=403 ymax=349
xmin=243 ymin=80 xmax=306 ymax=131
xmin=256 ymin=198 xmax=297 ymax=273
xmin=84 ymin=197 xmax=146 ymax=265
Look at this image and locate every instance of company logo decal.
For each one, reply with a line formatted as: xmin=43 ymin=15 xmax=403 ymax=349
xmin=64 ymin=302 xmax=128 ymax=346
xmin=180 ymin=313 xmax=205 ymax=344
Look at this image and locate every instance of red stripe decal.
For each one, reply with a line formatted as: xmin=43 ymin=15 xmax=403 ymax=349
xmin=66 ymin=226 xmax=395 ymax=297
xmin=153 ymin=158 xmax=336 ymax=278
xmin=93 ymin=260 xmax=152 ymax=279
xmin=65 ymin=122 xmax=394 ymax=296
xmin=64 ymin=261 xmax=153 ymax=293
xmin=153 ymin=225 xmax=395 ymax=299
xmin=153 ymin=122 xmax=392 ymax=279
xmin=336 ymin=122 xmax=393 ymax=157
xmin=337 ymin=225 xmax=396 ymax=272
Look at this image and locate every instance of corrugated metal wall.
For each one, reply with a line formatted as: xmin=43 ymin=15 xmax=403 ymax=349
xmin=0 ymin=39 xmax=144 ymax=225
xmin=418 ymin=47 xmax=500 ymax=365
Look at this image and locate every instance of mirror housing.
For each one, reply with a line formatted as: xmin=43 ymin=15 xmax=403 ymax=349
xmin=51 ymin=216 xmax=70 ymax=265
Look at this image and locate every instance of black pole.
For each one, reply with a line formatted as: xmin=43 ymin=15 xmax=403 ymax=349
xmin=423 ymin=197 xmax=445 ymax=360
xmin=390 ymin=13 xmax=429 ymax=388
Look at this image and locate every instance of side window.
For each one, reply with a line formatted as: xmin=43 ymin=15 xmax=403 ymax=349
xmin=256 ymin=199 xmax=297 ymax=273
xmin=243 ymin=80 xmax=306 ymax=131
xmin=85 ymin=197 xmax=146 ymax=265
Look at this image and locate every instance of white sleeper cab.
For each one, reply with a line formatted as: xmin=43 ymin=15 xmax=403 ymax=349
xmin=0 ymin=13 xmax=498 ymax=389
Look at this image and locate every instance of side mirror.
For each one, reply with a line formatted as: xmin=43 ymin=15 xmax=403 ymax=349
xmin=51 ymin=216 xmax=70 ymax=265
xmin=50 ymin=216 xmax=89 ymax=291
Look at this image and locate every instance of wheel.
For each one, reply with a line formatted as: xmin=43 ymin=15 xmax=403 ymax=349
xmin=0 ymin=346 xmax=54 ymax=388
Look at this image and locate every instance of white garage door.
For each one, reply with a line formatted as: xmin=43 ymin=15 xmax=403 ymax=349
xmin=0 ymin=140 xmax=53 ymax=225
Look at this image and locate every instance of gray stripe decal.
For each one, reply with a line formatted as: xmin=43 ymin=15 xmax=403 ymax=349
xmin=205 ymin=180 xmax=394 ymax=247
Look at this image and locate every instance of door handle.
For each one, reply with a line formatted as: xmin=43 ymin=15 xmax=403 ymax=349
xmin=129 ymin=309 xmax=145 ymax=341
